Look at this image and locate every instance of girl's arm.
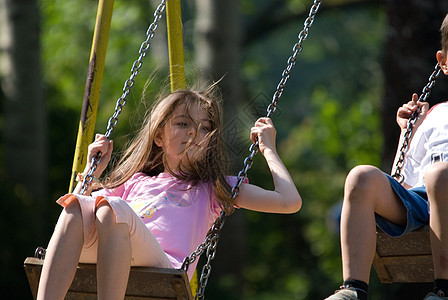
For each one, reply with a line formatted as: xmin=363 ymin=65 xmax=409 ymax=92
xmin=72 ymin=134 xmax=113 ymax=195
xmin=390 ymin=93 xmax=429 ymax=188
xmin=234 ymin=117 xmax=302 ymax=214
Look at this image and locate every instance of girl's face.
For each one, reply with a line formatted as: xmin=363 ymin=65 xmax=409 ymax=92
xmin=155 ymin=103 xmax=212 ymax=171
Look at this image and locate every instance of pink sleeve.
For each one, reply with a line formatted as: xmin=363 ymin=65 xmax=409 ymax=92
xmin=210 ymin=176 xmax=249 ymax=214
xmin=227 ymin=175 xmax=249 ymax=189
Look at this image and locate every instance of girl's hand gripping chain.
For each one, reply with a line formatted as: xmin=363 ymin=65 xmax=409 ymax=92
xmin=250 ymin=117 xmax=277 ymax=155
xmin=84 ymin=134 xmax=114 ymax=178
xmin=74 ymin=134 xmax=113 ymax=194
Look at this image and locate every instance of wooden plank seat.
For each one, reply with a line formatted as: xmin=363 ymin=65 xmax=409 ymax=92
xmin=24 ymin=257 xmax=193 ymax=300
xmin=373 ymin=225 xmax=433 ymax=283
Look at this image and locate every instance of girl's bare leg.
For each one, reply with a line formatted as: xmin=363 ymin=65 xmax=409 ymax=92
xmin=425 ymin=162 xmax=448 ymax=279
xmin=37 ymin=201 xmax=84 ymax=300
xmin=341 ymin=165 xmax=407 ymax=283
xmin=95 ymin=202 xmax=131 ymax=300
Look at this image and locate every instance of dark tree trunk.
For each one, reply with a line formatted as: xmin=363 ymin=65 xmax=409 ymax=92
xmin=0 ymin=0 xmax=47 ymax=207
xmin=0 ymin=0 xmax=47 ymax=242
xmin=0 ymin=0 xmax=47 ymax=297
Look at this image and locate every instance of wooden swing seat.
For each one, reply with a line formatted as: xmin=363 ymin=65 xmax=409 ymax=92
xmin=373 ymin=225 xmax=433 ymax=283
xmin=24 ymin=257 xmax=193 ymax=300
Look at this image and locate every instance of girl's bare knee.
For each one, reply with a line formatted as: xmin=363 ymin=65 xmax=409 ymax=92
xmin=64 ymin=199 xmax=82 ymax=215
xmin=95 ymin=202 xmax=130 ymax=243
xmin=61 ymin=200 xmax=83 ymax=226
xmin=95 ymin=202 xmax=116 ymax=227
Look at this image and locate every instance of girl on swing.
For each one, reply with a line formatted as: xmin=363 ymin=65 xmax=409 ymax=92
xmin=326 ymin=13 xmax=448 ymax=300
xmin=37 ymin=85 xmax=302 ymax=300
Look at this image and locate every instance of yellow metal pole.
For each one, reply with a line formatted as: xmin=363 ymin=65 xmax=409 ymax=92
xmin=69 ymin=0 xmax=114 ymax=192
xmin=166 ymin=0 xmax=186 ymax=91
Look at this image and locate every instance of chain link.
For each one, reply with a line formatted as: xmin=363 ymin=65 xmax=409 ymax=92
xmin=183 ymin=1 xmax=322 ymax=299
xmin=392 ymin=63 xmax=441 ymax=183
xmin=80 ymin=0 xmax=167 ymax=195
xmin=35 ymin=246 xmax=46 ymax=259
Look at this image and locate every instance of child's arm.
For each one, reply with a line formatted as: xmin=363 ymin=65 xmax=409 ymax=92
xmin=390 ymin=93 xmax=429 ymax=187
xmin=72 ymin=134 xmax=113 ymax=195
xmin=234 ymin=117 xmax=302 ymax=214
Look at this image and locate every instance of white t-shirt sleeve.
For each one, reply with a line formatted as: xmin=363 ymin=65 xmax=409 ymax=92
xmin=402 ymin=103 xmax=448 ymax=187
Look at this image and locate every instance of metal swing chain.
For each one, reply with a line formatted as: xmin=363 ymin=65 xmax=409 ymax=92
xmin=80 ymin=0 xmax=167 ymax=195
xmin=392 ymin=63 xmax=442 ymax=183
xmin=182 ymin=1 xmax=322 ymax=299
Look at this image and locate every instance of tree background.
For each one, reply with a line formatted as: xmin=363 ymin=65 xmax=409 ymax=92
xmin=1 ymin=0 xmax=448 ymax=299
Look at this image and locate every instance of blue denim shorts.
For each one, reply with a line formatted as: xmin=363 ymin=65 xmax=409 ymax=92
xmin=375 ymin=173 xmax=429 ymax=237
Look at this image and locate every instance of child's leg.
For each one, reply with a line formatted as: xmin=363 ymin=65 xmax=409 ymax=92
xmin=95 ymin=202 xmax=131 ymax=300
xmin=37 ymin=201 xmax=84 ymax=300
xmin=424 ymin=162 xmax=448 ymax=280
xmin=341 ymin=165 xmax=407 ymax=283
xmin=93 ymin=199 xmax=172 ymax=300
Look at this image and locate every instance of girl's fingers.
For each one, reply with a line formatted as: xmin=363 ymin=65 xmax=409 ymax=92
xmin=250 ymin=128 xmax=260 ymax=143
xmin=254 ymin=117 xmax=273 ymax=126
xmin=253 ymin=118 xmax=275 ymax=135
xmin=95 ymin=133 xmax=107 ymax=141
xmin=88 ymin=135 xmax=113 ymax=161
xmin=103 ymin=140 xmax=113 ymax=160
xmin=251 ymin=118 xmax=277 ymax=147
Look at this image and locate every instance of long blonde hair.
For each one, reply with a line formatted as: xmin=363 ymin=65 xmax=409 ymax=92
xmin=104 ymin=85 xmax=235 ymax=214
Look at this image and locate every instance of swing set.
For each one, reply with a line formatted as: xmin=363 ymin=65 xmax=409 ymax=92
xmin=24 ymin=0 xmax=322 ymax=299
xmin=23 ymin=0 xmax=443 ymax=298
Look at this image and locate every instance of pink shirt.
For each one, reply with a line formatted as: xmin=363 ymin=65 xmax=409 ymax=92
xmin=92 ymin=172 xmax=228 ymax=275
